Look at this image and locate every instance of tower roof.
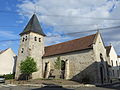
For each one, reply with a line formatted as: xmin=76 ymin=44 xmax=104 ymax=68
xmin=20 ymin=14 xmax=46 ymax=36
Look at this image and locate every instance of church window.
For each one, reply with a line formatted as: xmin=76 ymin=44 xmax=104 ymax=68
xmin=39 ymin=38 xmax=41 ymax=42
xmin=34 ymin=37 xmax=37 ymax=41
xmin=111 ymin=60 xmax=113 ymax=66
xmin=116 ymin=61 xmax=118 ymax=66
xmin=25 ymin=36 xmax=27 ymax=41
xmin=22 ymin=38 xmax=25 ymax=42
xmin=100 ymin=53 xmax=104 ymax=62
xmin=21 ymin=48 xmax=24 ymax=53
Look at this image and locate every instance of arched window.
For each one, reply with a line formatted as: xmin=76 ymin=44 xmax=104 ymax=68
xmin=25 ymin=36 xmax=27 ymax=41
xmin=22 ymin=37 xmax=25 ymax=42
xmin=100 ymin=53 xmax=104 ymax=62
xmin=116 ymin=61 xmax=118 ymax=66
xmin=111 ymin=60 xmax=113 ymax=66
xmin=34 ymin=36 xmax=37 ymax=41
xmin=117 ymin=70 xmax=119 ymax=77
xmin=61 ymin=60 xmax=65 ymax=71
xmin=21 ymin=48 xmax=24 ymax=53
xmin=39 ymin=38 xmax=41 ymax=42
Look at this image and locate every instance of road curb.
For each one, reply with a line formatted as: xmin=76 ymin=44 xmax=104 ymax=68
xmin=18 ymin=84 xmax=96 ymax=88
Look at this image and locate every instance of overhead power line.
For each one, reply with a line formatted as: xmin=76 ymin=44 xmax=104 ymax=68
xmin=0 ymin=25 xmax=120 ymax=43
xmin=0 ymin=21 xmax=120 ymax=28
xmin=47 ymin=25 xmax=120 ymax=37
xmin=37 ymin=14 xmax=120 ymax=21
xmin=0 ymin=9 xmax=120 ymax=21
xmin=0 ymin=39 xmax=20 ymax=42
xmin=0 ymin=26 xmax=24 ymax=28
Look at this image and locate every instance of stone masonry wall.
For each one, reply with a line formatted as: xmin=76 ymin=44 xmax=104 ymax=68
xmin=93 ymin=33 xmax=109 ymax=84
xmin=43 ymin=49 xmax=98 ymax=83
xmin=15 ymin=32 xmax=44 ymax=79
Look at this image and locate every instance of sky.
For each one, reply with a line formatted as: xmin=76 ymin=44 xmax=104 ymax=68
xmin=0 ymin=0 xmax=120 ymax=55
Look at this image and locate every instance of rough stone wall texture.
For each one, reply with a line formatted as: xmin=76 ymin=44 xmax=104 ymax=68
xmin=43 ymin=49 xmax=98 ymax=83
xmin=15 ymin=32 xmax=109 ymax=84
xmin=15 ymin=32 xmax=44 ymax=79
xmin=43 ymin=33 xmax=110 ymax=84
xmin=93 ymin=33 xmax=109 ymax=84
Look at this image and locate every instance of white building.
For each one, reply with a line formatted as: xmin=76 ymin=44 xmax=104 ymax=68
xmin=0 ymin=48 xmax=17 ymax=75
xmin=117 ymin=55 xmax=120 ymax=78
xmin=106 ymin=44 xmax=119 ymax=81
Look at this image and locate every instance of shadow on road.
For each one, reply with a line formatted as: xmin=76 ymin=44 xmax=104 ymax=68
xmin=96 ymin=82 xmax=120 ymax=90
xmin=31 ymin=83 xmax=74 ymax=90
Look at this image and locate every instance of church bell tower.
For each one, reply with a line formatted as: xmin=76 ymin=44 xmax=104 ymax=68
xmin=15 ymin=14 xmax=46 ymax=79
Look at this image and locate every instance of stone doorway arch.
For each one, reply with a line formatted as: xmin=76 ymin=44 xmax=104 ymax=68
xmin=60 ymin=60 xmax=66 ymax=79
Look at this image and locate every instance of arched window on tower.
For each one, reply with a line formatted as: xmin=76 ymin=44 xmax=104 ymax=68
xmin=22 ymin=37 xmax=25 ymax=42
xmin=34 ymin=36 xmax=37 ymax=41
xmin=25 ymin=36 xmax=27 ymax=41
xmin=39 ymin=38 xmax=41 ymax=42
xmin=21 ymin=48 xmax=24 ymax=53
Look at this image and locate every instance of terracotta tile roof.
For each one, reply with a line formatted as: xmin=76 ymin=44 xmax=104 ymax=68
xmin=43 ymin=34 xmax=96 ymax=57
xmin=0 ymin=48 xmax=9 ymax=54
xmin=118 ymin=55 xmax=120 ymax=58
xmin=105 ymin=46 xmax=111 ymax=57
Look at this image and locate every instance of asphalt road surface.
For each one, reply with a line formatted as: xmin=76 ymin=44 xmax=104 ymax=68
xmin=0 ymin=84 xmax=120 ymax=90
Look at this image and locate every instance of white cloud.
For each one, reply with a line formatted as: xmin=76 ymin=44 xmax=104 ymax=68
xmin=1 ymin=41 xmax=13 ymax=47
xmin=108 ymin=41 xmax=120 ymax=54
xmin=0 ymin=31 xmax=19 ymax=39
xmin=17 ymin=0 xmax=120 ymax=54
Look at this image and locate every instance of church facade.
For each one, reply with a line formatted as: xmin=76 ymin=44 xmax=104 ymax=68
xmin=15 ymin=14 xmax=110 ymax=84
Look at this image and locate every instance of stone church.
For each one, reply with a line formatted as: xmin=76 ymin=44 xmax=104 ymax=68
xmin=15 ymin=14 xmax=109 ymax=84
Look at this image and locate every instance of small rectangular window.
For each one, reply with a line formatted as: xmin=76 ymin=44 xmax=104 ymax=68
xmin=25 ymin=36 xmax=27 ymax=41
xmin=34 ymin=37 xmax=37 ymax=41
xmin=21 ymin=48 xmax=24 ymax=53
xmin=111 ymin=60 xmax=113 ymax=66
xmin=39 ymin=38 xmax=41 ymax=42
xmin=116 ymin=61 xmax=118 ymax=66
xmin=22 ymin=38 xmax=25 ymax=42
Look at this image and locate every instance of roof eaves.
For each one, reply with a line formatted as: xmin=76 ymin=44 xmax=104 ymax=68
xmin=43 ymin=47 xmax=93 ymax=58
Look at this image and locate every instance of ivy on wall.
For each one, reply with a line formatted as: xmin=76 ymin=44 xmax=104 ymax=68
xmin=54 ymin=56 xmax=61 ymax=70
xmin=54 ymin=56 xmax=66 ymax=70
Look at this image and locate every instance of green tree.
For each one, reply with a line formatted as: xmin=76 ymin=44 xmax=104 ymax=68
xmin=20 ymin=57 xmax=37 ymax=80
xmin=54 ymin=56 xmax=61 ymax=70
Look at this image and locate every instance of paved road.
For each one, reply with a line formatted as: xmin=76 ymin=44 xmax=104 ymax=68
xmin=0 ymin=84 xmax=120 ymax=90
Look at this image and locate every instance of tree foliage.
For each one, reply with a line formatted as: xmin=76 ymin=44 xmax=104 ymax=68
xmin=54 ymin=56 xmax=61 ymax=70
xmin=20 ymin=57 xmax=38 ymax=75
xmin=54 ymin=56 xmax=66 ymax=70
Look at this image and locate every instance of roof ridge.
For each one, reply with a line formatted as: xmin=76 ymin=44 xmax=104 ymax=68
xmin=44 ymin=33 xmax=96 ymax=57
xmin=45 ymin=33 xmax=96 ymax=48
xmin=0 ymin=48 xmax=9 ymax=54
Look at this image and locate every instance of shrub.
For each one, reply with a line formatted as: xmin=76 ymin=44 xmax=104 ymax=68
xmin=20 ymin=57 xmax=37 ymax=80
xmin=3 ymin=74 xmax=14 ymax=80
